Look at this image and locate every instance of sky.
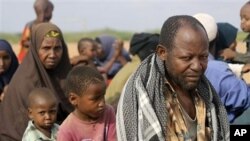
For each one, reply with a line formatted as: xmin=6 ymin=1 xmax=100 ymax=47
xmin=0 ymin=0 xmax=248 ymax=33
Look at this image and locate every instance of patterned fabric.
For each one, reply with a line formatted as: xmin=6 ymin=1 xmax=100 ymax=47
xmin=165 ymin=81 xmax=207 ymax=141
xmin=22 ymin=121 xmax=59 ymax=141
xmin=116 ymin=54 xmax=230 ymax=141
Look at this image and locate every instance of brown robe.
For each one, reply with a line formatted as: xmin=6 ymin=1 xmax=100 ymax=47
xmin=0 ymin=23 xmax=73 ymax=141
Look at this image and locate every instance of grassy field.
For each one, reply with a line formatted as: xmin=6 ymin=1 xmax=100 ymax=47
xmin=0 ymin=29 xmax=246 ymax=44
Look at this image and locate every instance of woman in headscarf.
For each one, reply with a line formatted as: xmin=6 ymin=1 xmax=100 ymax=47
xmin=0 ymin=23 xmax=73 ymax=141
xmin=0 ymin=39 xmax=19 ymax=102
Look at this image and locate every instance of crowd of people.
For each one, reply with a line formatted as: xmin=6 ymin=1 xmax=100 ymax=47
xmin=1 ymin=0 xmax=250 ymax=140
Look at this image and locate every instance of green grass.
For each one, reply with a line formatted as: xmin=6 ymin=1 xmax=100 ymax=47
xmin=0 ymin=33 xmax=21 ymax=43
xmin=0 ymin=29 xmax=248 ymax=44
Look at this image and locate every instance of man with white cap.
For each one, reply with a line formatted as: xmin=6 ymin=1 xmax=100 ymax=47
xmin=194 ymin=13 xmax=250 ymax=123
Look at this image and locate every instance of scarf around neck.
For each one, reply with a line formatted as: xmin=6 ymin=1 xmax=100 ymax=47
xmin=116 ymin=54 xmax=229 ymax=141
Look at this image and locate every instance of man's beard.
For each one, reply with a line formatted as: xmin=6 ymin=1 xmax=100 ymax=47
xmin=165 ymin=67 xmax=200 ymax=91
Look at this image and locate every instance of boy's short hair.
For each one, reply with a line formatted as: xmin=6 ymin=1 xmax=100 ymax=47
xmin=66 ymin=65 xmax=105 ymax=96
xmin=28 ymin=87 xmax=57 ymax=107
xmin=77 ymin=37 xmax=95 ymax=52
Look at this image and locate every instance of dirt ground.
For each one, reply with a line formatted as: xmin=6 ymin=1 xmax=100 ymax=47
xmin=11 ymin=41 xmax=250 ymax=83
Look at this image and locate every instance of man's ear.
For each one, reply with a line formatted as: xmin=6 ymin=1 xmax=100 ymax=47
xmin=68 ymin=92 xmax=78 ymax=106
xmin=156 ymin=44 xmax=168 ymax=61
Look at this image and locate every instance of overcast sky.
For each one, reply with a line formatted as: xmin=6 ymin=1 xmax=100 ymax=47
xmin=0 ymin=0 xmax=247 ymax=33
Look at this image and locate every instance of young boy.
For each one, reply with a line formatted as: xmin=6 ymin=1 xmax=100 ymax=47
xmin=22 ymin=87 xmax=59 ymax=141
xmin=78 ymin=38 xmax=97 ymax=61
xmin=70 ymin=38 xmax=97 ymax=68
xmin=57 ymin=65 xmax=116 ymax=141
xmin=240 ymin=1 xmax=250 ymax=52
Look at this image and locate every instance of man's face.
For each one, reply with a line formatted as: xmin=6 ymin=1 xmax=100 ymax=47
xmin=157 ymin=25 xmax=209 ymax=91
xmin=240 ymin=4 xmax=250 ymax=32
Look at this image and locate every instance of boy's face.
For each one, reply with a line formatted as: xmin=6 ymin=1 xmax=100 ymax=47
xmin=72 ymin=82 xmax=106 ymax=121
xmin=79 ymin=41 xmax=97 ymax=60
xmin=28 ymin=98 xmax=57 ymax=131
xmin=240 ymin=4 xmax=250 ymax=32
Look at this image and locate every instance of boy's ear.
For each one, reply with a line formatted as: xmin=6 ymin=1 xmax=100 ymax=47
xmin=68 ymin=92 xmax=78 ymax=106
xmin=156 ymin=44 xmax=168 ymax=61
xmin=28 ymin=108 xmax=33 ymax=120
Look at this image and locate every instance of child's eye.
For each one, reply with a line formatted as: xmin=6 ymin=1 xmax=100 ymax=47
xmin=39 ymin=111 xmax=45 ymax=115
xmin=90 ymin=94 xmax=105 ymax=101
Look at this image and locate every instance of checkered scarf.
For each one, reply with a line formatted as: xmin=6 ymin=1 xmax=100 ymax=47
xmin=116 ymin=54 xmax=229 ymax=141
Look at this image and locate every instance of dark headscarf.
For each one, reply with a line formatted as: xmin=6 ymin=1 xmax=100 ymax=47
xmin=215 ymin=23 xmax=238 ymax=59
xmin=0 ymin=39 xmax=18 ymax=92
xmin=0 ymin=23 xmax=73 ymax=141
xmin=129 ymin=33 xmax=159 ymax=60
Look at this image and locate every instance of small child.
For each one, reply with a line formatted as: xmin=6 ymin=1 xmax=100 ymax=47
xmin=78 ymin=37 xmax=97 ymax=61
xmin=70 ymin=38 xmax=97 ymax=68
xmin=22 ymin=87 xmax=59 ymax=141
xmin=220 ymin=1 xmax=250 ymax=63
xmin=240 ymin=1 xmax=250 ymax=53
xmin=57 ymin=65 xmax=116 ymax=141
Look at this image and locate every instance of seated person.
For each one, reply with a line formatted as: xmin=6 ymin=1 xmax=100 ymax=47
xmin=0 ymin=23 xmax=72 ymax=141
xmin=194 ymin=13 xmax=250 ymax=123
xmin=95 ymin=35 xmax=131 ymax=79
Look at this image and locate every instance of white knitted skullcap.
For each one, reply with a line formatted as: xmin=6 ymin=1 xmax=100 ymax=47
xmin=193 ymin=13 xmax=218 ymax=42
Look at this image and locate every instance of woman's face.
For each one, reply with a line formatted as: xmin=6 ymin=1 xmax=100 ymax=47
xmin=0 ymin=50 xmax=11 ymax=75
xmin=38 ymin=37 xmax=63 ymax=70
